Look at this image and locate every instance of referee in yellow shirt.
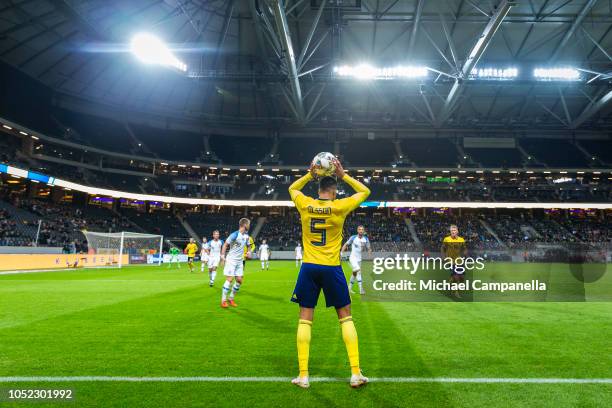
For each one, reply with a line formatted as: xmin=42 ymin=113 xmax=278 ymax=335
xmin=289 ymin=157 xmax=370 ymax=389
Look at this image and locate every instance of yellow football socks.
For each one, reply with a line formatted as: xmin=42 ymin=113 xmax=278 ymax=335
xmin=339 ymin=316 xmax=361 ymax=375
xmin=297 ymin=319 xmax=312 ymax=378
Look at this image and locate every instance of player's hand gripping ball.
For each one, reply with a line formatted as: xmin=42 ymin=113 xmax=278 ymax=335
xmin=311 ymin=152 xmax=337 ymax=178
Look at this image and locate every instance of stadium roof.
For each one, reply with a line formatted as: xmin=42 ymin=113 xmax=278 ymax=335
xmin=1 ymin=0 xmax=612 ymax=134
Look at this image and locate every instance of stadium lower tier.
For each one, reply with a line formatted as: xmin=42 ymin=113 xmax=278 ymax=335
xmin=0 ymin=189 xmax=609 ymax=252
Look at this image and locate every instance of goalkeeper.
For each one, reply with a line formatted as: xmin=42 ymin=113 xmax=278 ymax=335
xmin=168 ymin=246 xmax=180 ymax=268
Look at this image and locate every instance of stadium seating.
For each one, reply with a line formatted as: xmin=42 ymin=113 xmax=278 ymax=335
xmin=520 ymin=139 xmax=588 ymax=168
xmin=343 ymin=212 xmax=416 ymax=251
xmin=464 ymin=147 xmax=524 ymax=168
xmin=186 ymin=213 xmax=237 ymax=240
xmin=53 ymin=110 xmax=133 ymax=153
xmin=257 ymin=213 xmax=301 ymax=249
xmin=209 ymin=135 xmax=272 ymax=165
xmin=1 ymin=192 xmax=610 ymax=252
xmin=122 ymin=208 xmax=186 ymax=239
xmin=132 ymin=125 xmax=204 ymax=161
xmin=411 ymin=214 xmax=502 ymax=250
xmin=579 ymin=140 xmax=612 ymax=164
xmin=278 ymin=137 xmax=334 ymax=165
xmin=401 ymin=139 xmax=459 ymax=167
xmin=341 ymin=139 xmax=396 ymax=166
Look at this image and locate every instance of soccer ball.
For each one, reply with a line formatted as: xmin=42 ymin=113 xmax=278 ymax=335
xmin=311 ymin=152 xmax=337 ymax=178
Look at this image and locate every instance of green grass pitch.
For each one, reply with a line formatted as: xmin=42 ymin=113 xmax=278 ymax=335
xmin=1 ymin=261 xmax=611 ymax=407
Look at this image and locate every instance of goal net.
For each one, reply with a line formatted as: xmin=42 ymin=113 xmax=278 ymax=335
xmin=82 ymin=231 xmax=164 ymax=268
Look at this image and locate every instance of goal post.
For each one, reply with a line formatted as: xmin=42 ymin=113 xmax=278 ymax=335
xmin=82 ymin=231 xmax=164 ymax=268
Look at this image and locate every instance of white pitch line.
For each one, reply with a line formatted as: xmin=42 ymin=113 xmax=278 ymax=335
xmin=0 ymin=377 xmax=611 ymax=384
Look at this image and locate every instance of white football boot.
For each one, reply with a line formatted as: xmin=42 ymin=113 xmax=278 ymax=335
xmin=291 ymin=376 xmax=310 ymax=389
xmin=350 ymin=371 xmax=369 ymax=388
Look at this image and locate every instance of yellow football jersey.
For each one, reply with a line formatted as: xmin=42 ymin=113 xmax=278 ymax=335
xmin=185 ymin=243 xmax=198 ymax=257
xmin=442 ymin=235 xmax=466 ymax=261
xmin=243 ymin=236 xmax=255 ymax=260
xmin=289 ymin=173 xmax=370 ymax=266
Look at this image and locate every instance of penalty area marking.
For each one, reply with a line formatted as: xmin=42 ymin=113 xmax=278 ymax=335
xmin=0 ymin=377 xmax=611 ymax=384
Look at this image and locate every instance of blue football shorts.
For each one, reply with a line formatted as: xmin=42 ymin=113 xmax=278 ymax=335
xmin=291 ymin=262 xmax=351 ymax=308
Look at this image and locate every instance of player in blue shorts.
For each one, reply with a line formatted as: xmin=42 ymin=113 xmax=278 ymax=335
xmin=289 ymin=157 xmax=370 ymax=389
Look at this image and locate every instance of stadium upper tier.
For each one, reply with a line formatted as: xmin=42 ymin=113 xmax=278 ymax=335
xmin=2 ymin=113 xmax=611 ymax=170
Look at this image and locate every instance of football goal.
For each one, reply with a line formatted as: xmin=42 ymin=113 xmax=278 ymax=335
xmin=82 ymin=231 xmax=164 ymax=268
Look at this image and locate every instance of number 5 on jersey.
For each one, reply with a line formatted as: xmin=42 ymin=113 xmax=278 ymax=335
xmin=310 ymin=218 xmax=327 ymax=246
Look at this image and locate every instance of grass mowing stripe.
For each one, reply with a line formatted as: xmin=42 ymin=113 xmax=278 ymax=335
xmin=1 ymin=377 xmax=611 ymax=384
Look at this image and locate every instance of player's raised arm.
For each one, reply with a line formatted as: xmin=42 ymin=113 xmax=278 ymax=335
xmin=288 ymin=170 xmax=314 ymax=204
xmin=333 ymin=158 xmax=370 ymax=209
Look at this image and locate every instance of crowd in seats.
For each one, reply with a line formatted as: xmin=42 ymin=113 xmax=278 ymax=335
xmin=186 ymin=213 xmax=237 ymax=240
xmin=257 ymin=213 xmax=301 ymax=249
xmin=412 ymin=214 xmax=501 ymax=250
xmin=20 ymin=199 xmax=131 ymax=250
xmin=486 ymin=214 xmax=532 ymax=247
xmin=525 ymin=218 xmax=579 ymax=243
xmin=0 ymin=208 xmax=31 ymax=246
xmin=343 ymin=213 xmax=414 ymax=247
xmin=561 ymin=217 xmax=611 ymax=243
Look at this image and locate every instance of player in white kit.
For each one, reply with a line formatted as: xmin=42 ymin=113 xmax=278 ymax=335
xmin=342 ymin=225 xmax=372 ymax=295
xmin=200 ymin=237 xmax=209 ymax=273
xmin=295 ymin=243 xmax=303 ymax=267
xmin=258 ymin=239 xmax=270 ymax=270
xmin=207 ymin=231 xmax=223 ymax=287
xmin=220 ymin=218 xmax=251 ymax=308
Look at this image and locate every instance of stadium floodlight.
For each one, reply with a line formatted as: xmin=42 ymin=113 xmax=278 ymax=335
xmin=130 ymin=33 xmax=187 ymax=72
xmin=533 ymin=67 xmax=580 ymax=81
xmin=333 ymin=64 xmax=428 ymax=80
xmin=470 ymin=67 xmax=518 ymax=80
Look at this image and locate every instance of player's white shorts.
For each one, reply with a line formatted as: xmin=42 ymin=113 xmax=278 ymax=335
xmin=223 ymin=260 xmax=244 ymax=277
xmin=208 ymin=256 xmax=220 ymax=268
xmin=296 ymin=255 xmax=303 ymax=260
xmin=260 ymin=254 xmax=269 ymax=261
xmin=349 ymin=256 xmax=362 ymax=272
xmin=201 ymin=255 xmax=209 ymax=263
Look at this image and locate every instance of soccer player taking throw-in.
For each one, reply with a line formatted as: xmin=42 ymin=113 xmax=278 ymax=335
xmin=289 ymin=157 xmax=370 ymax=389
